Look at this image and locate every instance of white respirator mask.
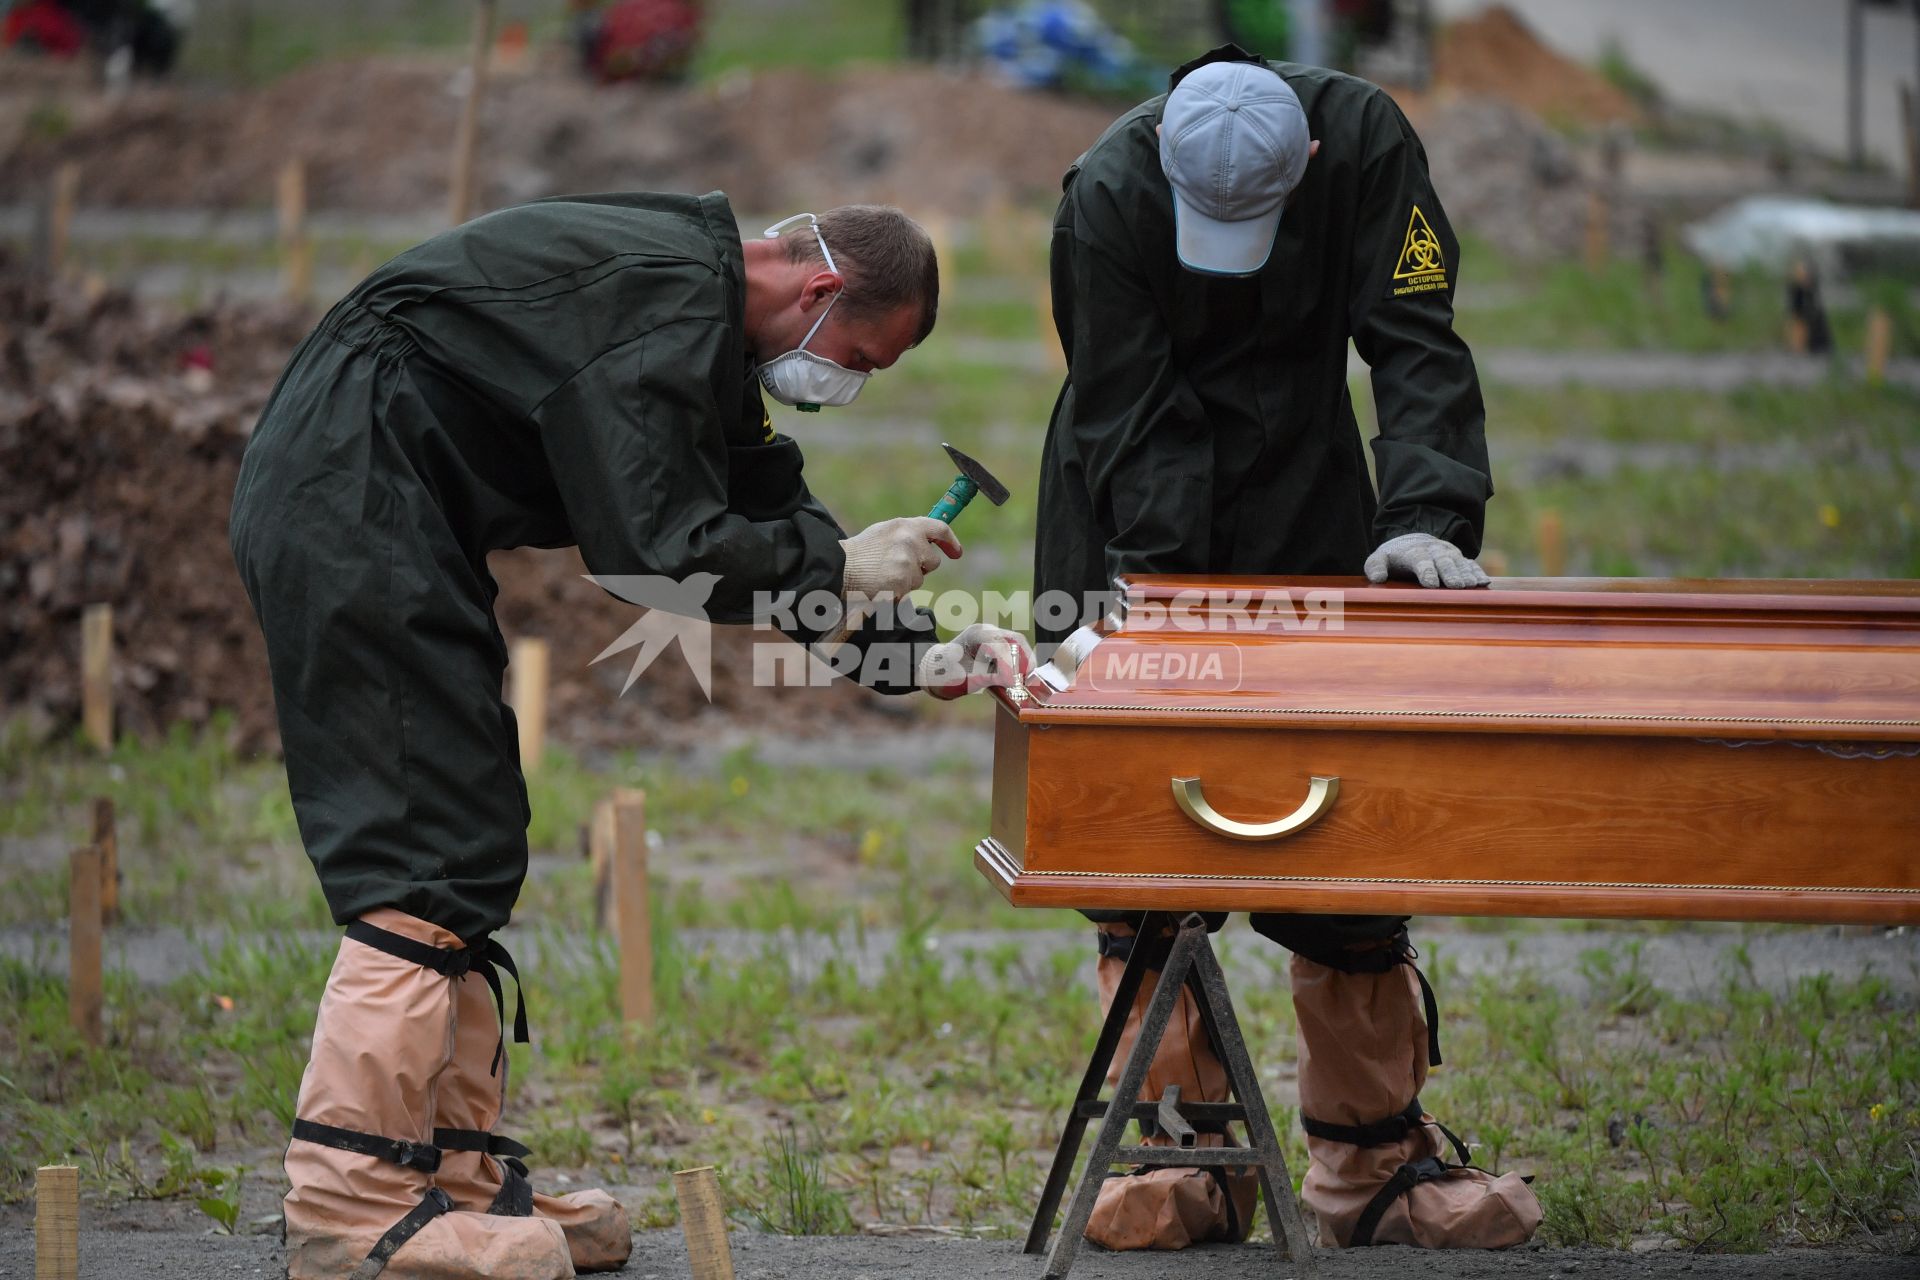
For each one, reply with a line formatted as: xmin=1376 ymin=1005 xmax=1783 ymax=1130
xmin=754 ymin=213 xmax=871 ymax=412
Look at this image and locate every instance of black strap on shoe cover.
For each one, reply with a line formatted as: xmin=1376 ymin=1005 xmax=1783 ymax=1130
xmin=434 ymin=1127 xmax=535 ymax=1215
xmin=1407 ymin=951 xmax=1444 ymax=1068
xmin=347 ymin=1187 xmax=454 ymax=1280
xmin=1307 ymin=1102 xmax=1487 ymax=1248
xmin=490 ymin=1161 xmax=535 ymax=1217
xmin=291 ymin=1119 xmax=443 ymax=1173
xmin=1298 ymin=1097 xmax=1472 ymax=1166
xmin=433 ymin=1127 xmax=532 ymax=1162
xmin=346 ymin=919 xmax=531 ymax=1075
xmin=1349 ymin=1156 xmax=1457 ymax=1248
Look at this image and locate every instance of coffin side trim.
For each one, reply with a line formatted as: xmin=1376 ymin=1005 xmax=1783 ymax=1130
xmin=1011 ymin=868 xmax=1920 ymax=895
xmin=1033 ymin=705 xmax=1920 ymax=729
xmin=1171 ymin=775 xmax=1339 ymax=841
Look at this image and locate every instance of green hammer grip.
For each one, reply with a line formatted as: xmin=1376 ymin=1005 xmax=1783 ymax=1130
xmin=929 ymin=476 xmax=979 ymax=524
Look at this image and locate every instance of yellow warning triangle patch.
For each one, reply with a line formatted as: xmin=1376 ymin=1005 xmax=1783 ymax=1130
xmin=1393 ymin=205 xmax=1446 ymax=281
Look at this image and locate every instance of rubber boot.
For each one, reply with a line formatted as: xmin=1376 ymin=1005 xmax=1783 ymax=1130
xmin=1083 ymin=922 xmax=1257 ymax=1251
xmin=284 ymin=908 xmax=575 ymax=1280
xmin=1292 ymin=954 xmax=1542 ymax=1248
xmin=433 ymin=961 xmax=632 ymax=1272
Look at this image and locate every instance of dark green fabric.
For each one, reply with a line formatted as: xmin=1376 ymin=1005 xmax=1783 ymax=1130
xmin=1082 ymin=909 xmax=1407 ymax=952
xmin=230 ymin=191 xmax=924 ymax=940
xmin=1035 ymin=47 xmax=1492 ymax=645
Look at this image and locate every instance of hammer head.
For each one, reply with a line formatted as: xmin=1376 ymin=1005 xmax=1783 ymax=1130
xmin=942 ymin=442 xmax=1010 ymax=506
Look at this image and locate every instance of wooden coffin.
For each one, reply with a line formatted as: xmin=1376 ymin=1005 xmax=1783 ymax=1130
xmin=977 ymin=577 xmax=1920 ymax=924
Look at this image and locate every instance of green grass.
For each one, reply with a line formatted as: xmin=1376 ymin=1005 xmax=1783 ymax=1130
xmin=1453 ymin=233 xmax=1920 ymax=357
xmin=4 ymin=815 xmax=1916 ymax=1251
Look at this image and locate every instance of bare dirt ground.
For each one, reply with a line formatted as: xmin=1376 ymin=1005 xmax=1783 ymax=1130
xmin=2 ymin=1227 xmax=1915 ymax=1279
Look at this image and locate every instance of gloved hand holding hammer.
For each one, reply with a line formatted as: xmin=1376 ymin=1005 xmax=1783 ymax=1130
xmin=834 ymin=441 xmax=1031 ymax=699
xmin=840 ymin=516 xmax=963 ymax=596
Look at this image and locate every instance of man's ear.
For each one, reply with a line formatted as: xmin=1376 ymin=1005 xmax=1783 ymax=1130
xmin=800 ymin=269 xmax=843 ymax=311
xmin=1309 ymin=139 xmax=1321 ymax=160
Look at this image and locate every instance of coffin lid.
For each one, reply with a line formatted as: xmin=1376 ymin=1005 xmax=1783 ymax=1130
xmin=1005 ymin=576 xmax=1920 ymax=740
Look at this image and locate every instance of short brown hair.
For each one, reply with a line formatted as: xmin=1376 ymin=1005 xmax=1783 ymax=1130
xmin=778 ymin=205 xmax=940 ymax=346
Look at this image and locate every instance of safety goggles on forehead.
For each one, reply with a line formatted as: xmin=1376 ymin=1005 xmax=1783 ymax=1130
xmin=763 ymin=212 xmax=840 ymax=273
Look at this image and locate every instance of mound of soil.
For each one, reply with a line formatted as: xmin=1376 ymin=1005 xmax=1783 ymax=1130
xmin=0 ymin=57 xmax=1121 ymax=220
xmin=1431 ymin=5 xmax=1642 ymax=128
xmin=0 ymin=254 xmax=907 ymax=754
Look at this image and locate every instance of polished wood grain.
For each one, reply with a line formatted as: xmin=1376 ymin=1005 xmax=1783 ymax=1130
xmin=987 ymin=577 xmax=1920 ymax=924
xmin=1011 ymin=577 xmax=1920 ymax=740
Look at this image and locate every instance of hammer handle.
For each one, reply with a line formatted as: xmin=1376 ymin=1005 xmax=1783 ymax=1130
xmin=928 ymin=476 xmax=979 ymax=524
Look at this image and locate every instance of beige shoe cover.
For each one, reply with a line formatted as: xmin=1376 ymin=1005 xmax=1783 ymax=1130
xmin=435 ymin=960 xmax=632 ymax=1272
xmin=1292 ymin=954 xmax=1541 ymax=1249
xmin=1083 ymin=924 xmax=1257 ymax=1251
xmin=284 ymin=908 xmax=574 ymax=1280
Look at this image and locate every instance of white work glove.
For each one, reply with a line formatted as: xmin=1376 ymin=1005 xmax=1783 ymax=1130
xmin=1363 ymin=532 xmax=1490 ymax=588
xmin=918 ymin=624 xmax=1035 ymax=700
xmin=839 ymin=517 xmax=962 ymax=598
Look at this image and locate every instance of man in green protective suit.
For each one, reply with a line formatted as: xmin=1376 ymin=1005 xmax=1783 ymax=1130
xmin=231 ymin=195 xmax=1028 ymax=1280
xmin=1037 ymin=47 xmax=1542 ymax=1251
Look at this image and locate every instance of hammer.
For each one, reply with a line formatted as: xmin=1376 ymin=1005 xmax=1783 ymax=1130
xmin=928 ymin=441 xmax=1011 ymax=524
xmin=831 ymin=442 xmax=1011 ymax=644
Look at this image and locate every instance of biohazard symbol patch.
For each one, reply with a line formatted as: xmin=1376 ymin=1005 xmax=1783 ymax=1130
xmin=1390 ymin=205 xmax=1449 ymax=298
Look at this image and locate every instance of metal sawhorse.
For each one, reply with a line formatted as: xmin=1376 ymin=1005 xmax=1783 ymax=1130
xmin=1024 ymin=911 xmax=1317 ymax=1277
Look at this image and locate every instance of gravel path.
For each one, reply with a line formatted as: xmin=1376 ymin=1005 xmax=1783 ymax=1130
xmin=1 ymin=1227 xmax=1914 ymax=1280
xmin=3 ymin=918 xmax=1914 ymax=999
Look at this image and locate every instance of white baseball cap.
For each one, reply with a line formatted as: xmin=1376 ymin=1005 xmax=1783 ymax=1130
xmin=1159 ymin=60 xmax=1311 ymax=276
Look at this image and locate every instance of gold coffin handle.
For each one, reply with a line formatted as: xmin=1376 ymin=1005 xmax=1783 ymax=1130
xmin=1170 ymin=775 xmax=1340 ymax=842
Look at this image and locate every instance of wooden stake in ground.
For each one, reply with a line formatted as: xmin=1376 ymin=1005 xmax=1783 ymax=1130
xmin=613 ymin=791 xmax=653 ymax=1026
xmin=1866 ymin=305 xmax=1893 ymax=385
xmin=34 ymin=1165 xmax=80 ymax=1280
xmin=80 ymin=603 xmax=112 ymax=753
xmin=277 ymin=159 xmax=312 ymax=304
xmin=1582 ymin=188 xmax=1610 ymax=274
xmin=46 ymin=162 xmax=79 ymax=279
xmin=1902 ymin=83 xmax=1920 ymax=210
xmin=69 ymin=845 xmax=102 ymax=1045
xmin=508 ymin=637 xmax=549 ymax=776
xmin=1536 ymin=509 xmax=1567 ymax=578
xmin=92 ymin=797 xmax=119 ymax=927
xmin=673 ymin=1167 xmax=735 ymax=1280
xmin=587 ymin=785 xmax=641 ymax=933
xmin=448 ymin=0 xmax=500 ymax=226
xmin=589 ymin=795 xmax=616 ymax=932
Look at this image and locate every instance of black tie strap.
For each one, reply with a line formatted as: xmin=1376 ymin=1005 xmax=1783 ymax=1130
xmin=292 ymin=1119 xmax=442 ymax=1173
xmin=345 ymin=921 xmax=531 ymax=1075
xmin=1349 ymin=1156 xmax=1457 ymax=1247
xmin=489 ymin=1161 xmax=535 ymax=1216
xmin=476 ymin=937 xmax=531 ymax=1075
xmin=1094 ymin=928 xmax=1176 ymax=970
xmin=347 ymin=1188 xmax=454 ymax=1280
xmin=434 ymin=1126 xmax=535 ymax=1214
xmin=1405 ymin=946 xmax=1444 ymax=1067
xmin=432 ymin=1127 xmax=531 ymax=1162
xmin=1300 ymin=1098 xmax=1472 ymax=1167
